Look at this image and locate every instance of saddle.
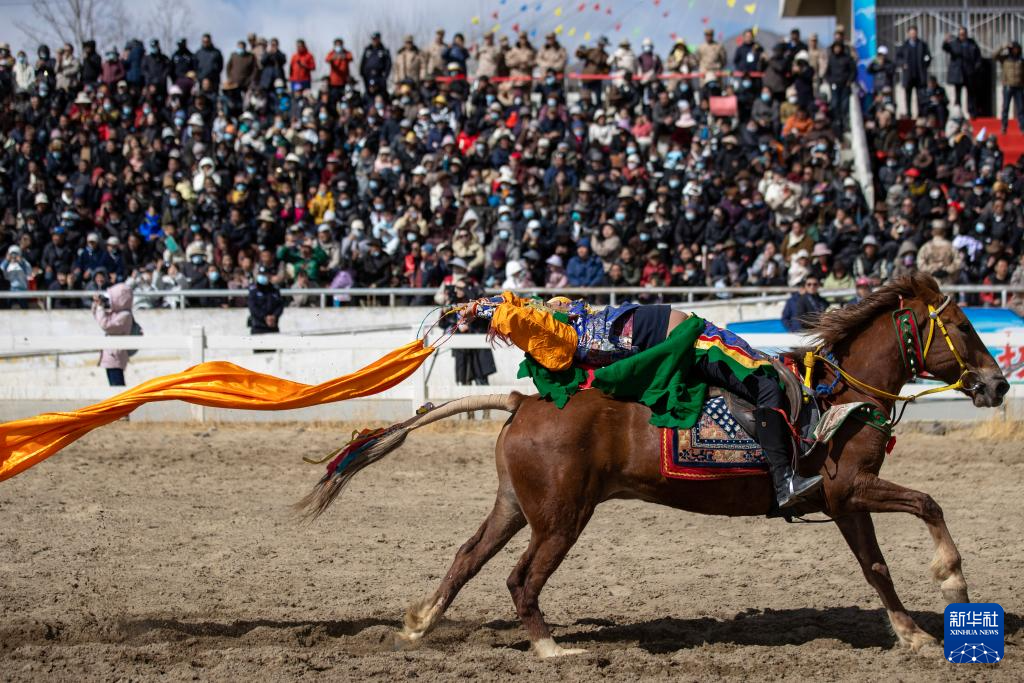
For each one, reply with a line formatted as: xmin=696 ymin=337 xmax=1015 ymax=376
xmin=713 ymin=358 xmax=820 ymax=456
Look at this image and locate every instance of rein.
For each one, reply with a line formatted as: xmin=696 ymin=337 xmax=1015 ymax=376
xmin=802 ymin=295 xmax=972 ymax=415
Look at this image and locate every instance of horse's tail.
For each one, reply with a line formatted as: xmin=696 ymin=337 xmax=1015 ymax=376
xmin=296 ymin=392 xmax=526 ymax=521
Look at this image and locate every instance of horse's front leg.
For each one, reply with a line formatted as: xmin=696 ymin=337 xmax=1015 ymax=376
xmin=846 ymin=474 xmax=969 ymax=604
xmin=834 ymin=511 xmax=939 ymax=651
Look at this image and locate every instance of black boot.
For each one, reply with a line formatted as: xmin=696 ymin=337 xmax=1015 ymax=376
xmin=754 ymin=408 xmax=822 ymax=509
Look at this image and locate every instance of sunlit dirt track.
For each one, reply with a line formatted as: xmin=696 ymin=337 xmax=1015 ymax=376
xmin=1 ymin=421 xmax=1020 ymax=680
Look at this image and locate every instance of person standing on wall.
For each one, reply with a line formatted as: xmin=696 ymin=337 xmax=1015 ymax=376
xmin=942 ymin=27 xmax=982 ymax=117
xmin=825 ymin=40 xmax=856 ymax=135
xmin=995 ymin=41 xmax=1023 ymax=134
xmin=896 ymin=25 xmax=931 ymax=118
xmin=93 ymin=283 xmax=134 ymax=387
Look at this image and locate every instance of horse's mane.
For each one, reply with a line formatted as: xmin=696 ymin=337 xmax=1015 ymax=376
xmin=802 ymin=272 xmax=940 ymax=348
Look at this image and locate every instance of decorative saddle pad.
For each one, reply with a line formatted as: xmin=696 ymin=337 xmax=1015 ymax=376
xmin=660 ymin=395 xmax=769 ymax=481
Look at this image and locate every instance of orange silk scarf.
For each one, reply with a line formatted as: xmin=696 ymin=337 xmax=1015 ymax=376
xmin=0 ymin=339 xmax=434 ymax=482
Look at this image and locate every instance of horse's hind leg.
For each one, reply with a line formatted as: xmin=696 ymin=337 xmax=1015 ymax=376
xmin=834 ymin=511 xmax=939 ymax=651
xmin=396 ymin=488 xmax=525 ymax=646
xmin=846 ymin=475 xmax=969 ymax=603
xmin=506 ymin=504 xmax=595 ymax=658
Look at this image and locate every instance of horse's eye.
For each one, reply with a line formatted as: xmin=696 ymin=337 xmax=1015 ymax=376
xmin=957 ymin=322 xmax=971 ymax=333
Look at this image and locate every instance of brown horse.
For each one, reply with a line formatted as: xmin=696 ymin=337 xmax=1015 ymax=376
xmin=300 ymin=273 xmax=1008 ymax=658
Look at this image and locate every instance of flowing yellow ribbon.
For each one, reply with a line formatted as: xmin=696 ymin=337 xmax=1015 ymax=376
xmin=0 ymin=339 xmax=434 ymax=482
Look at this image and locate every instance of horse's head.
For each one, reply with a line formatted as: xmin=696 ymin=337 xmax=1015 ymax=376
xmin=909 ymin=275 xmax=1009 ymax=408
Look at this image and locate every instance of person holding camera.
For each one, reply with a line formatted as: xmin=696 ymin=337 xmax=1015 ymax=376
xmin=439 ymin=278 xmax=496 ymax=388
xmin=1 ymin=245 xmax=32 ymax=309
xmin=92 ymin=283 xmax=134 ymax=386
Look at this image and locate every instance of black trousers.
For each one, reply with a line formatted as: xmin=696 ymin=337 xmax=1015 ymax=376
xmin=692 ymin=356 xmax=784 ymax=410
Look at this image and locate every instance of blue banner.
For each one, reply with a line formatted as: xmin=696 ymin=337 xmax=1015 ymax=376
xmin=853 ymin=0 xmax=877 ymax=93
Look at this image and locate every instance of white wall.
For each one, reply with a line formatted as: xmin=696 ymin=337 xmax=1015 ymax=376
xmin=0 ymin=302 xmax=788 ymax=422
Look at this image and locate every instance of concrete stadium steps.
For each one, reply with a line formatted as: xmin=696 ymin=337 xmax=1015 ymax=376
xmin=971 ymin=118 xmax=1024 ymax=165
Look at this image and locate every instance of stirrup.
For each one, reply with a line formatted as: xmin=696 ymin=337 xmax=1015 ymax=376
xmin=778 ymin=474 xmax=823 ymax=509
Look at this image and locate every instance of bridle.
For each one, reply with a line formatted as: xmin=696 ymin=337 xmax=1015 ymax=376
xmin=802 ymin=295 xmax=976 ymax=411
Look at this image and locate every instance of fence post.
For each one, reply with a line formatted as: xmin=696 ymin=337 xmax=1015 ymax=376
xmin=189 ymin=325 xmax=206 ymax=423
xmin=411 ymin=358 xmax=427 ymax=413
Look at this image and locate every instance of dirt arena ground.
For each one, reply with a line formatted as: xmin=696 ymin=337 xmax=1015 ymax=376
xmin=1 ymin=419 xmax=1020 ymax=681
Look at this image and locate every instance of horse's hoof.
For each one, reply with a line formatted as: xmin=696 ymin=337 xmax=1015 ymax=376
xmin=941 ymin=577 xmax=970 ymax=604
xmin=532 ymin=638 xmax=587 ymax=658
xmin=907 ymin=632 xmax=940 ymax=654
xmin=393 ymin=631 xmax=424 ymax=651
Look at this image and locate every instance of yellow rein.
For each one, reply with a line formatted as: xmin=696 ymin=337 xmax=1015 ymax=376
xmin=803 ymin=297 xmax=970 ymax=404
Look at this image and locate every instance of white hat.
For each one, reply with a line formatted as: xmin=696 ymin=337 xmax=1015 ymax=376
xmin=168 ymin=84 xmax=183 ymax=96
xmin=187 ymin=113 xmax=204 ymax=126
xmin=317 ymin=223 xmax=332 ymax=233
xmin=545 ymin=255 xmax=564 ymax=268
xmin=411 ymin=165 xmax=427 ymax=175
xmin=86 ymin=232 xmax=100 ymax=242
xmin=505 ymin=260 xmax=524 ymax=277
xmin=107 ymin=236 xmax=120 ymax=246
xmin=350 ymin=219 xmax=365 ymax=233
xmin=527 ymin=219 xmax=541 ymax=230
xmin=34 ymin=193 xmax=49 ymax=204
xmin=449 ymin=257 xmax=469 ymax=271
xmin=285 ymin=152 xmax=301 ymax=163
xmin=199 ymin=156 xmax=214 ymax=168
xmin=7 ymin=245 xmax=21 ymax=256
xmin=877 ymin=45 xmax=889 ymax=55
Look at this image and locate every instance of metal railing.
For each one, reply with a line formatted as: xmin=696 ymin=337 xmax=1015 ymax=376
xmin=4 ymin=324 xmax=1023 ymax=422
xmin=0 ymin=284 xmax=1022 ymax=310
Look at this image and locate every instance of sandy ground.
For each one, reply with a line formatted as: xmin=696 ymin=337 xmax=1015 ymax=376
xmin=0 ymin=419 xmax=1021 ymax=681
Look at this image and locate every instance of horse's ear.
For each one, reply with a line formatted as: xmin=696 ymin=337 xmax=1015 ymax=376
xmin=908 ymin=272 xmax=941 ymax=304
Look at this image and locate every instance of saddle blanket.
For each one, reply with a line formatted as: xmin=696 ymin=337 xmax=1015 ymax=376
xmin=659 ymin=397 xmax=890 ymax=481
xmin=659 ymin=395 xmax=768 ymax=481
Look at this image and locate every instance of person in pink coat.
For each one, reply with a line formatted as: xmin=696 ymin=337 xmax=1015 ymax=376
xmin=92 ymin=283 xmax=134 ymax=386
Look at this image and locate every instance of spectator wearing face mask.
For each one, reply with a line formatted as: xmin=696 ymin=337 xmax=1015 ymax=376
xmin=566 ymin=238 xmax=606 ymax=287
xmin=248 ymin=264 xmax=284 ymax=334
xmin=782 ymin=275 xmax=827 ymax=332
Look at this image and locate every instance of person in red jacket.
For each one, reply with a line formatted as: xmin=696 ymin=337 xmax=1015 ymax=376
xmin=325 ymin=37 xmax=353 ymax=108
xmin=289 ymin=39 xmax=316 ymax=93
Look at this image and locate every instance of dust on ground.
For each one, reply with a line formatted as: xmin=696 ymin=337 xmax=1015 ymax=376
xmin=1 ymin=420 xmax=1020 ymax=681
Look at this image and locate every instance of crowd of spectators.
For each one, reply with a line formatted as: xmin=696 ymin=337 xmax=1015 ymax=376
xmin=0 ymin=24 xmax=1023 ymax=315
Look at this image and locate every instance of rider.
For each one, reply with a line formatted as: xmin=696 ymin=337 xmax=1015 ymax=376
xmin=463 ymin=292 xmax=822 ymax=509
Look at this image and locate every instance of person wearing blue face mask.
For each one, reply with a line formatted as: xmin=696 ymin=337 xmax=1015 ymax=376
xmin=248 ymin=264 xmax=284 ymax=335
xmin=141 ymin=39 xmax=171 ymax=97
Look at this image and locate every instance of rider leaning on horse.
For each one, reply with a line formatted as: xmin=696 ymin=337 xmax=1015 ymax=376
xmin=462 ymin=293 xmax=822 ymax=509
